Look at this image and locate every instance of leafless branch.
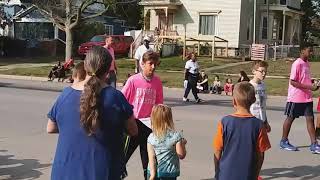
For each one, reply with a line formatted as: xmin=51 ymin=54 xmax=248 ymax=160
xmin=81 ymin=5 xmax=110 ymax=21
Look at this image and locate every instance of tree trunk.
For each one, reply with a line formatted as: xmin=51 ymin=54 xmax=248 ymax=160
xmin=65 ymin=27 xmax=73 ymax=61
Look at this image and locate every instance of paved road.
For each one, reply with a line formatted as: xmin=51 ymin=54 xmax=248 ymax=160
xmin=0 ymin=81 xmax=320 ymax=180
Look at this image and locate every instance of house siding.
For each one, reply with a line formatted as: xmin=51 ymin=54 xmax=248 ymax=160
xmin=239 ymin=0 xmax=254 ymax=47
xmin=148 ymin=0 xmax=242 ymax=48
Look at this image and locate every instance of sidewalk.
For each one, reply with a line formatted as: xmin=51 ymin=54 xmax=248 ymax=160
xmin=0 ymin=63 xmax=54 ymax=71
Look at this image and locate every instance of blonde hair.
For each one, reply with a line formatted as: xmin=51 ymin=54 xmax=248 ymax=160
xmin=233 ymin=82 xmax=256 ymax=109
xmin=151 ymin=104 xmax=175 ymax=139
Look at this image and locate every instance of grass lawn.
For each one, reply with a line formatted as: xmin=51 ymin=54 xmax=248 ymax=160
xmin=2 ymin=56 xmax=320 ymax=96
xmin=213 ymin=60 xmax=320 ymax=78
xmin=0 ymin=56 xmax=64 ymax=66
xmin=116 ymin=56 xmax=240 ymax=72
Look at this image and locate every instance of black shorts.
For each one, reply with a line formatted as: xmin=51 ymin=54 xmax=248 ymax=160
xmin=284 ymin=102 xmax=314 ymax=118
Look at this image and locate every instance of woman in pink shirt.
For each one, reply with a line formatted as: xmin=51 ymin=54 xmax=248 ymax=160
xmin=121 ymin=51 xmax=163 ymax=179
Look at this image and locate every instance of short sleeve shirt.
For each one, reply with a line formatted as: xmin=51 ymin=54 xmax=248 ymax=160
xmin=287 ymin=58 xmax=312 ymax=103
xmin=185 ymin=60 xmax=199 ymax=74
xmin=147 ymin=131 xmax=183 ymax=177
xmin=121 ymin=73 xmax=163 ymax=119
xmin=47 ymin=86 xmax=133 ymax=180
xmin=213 ymin=114 xmax=271 ymax=180
xmin=250 ymin=80 xmax=267 ymax=121
xmin=134 ymin=45 xmax=153 ymax=64
xmin=104 ymin=45 xmax=116 ymax=72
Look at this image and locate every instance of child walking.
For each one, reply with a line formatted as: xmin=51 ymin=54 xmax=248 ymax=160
xmin=147 ymin=105 xmax=187 ymax=180
xmin=122 ymin=51 xmax=164 ymax=179
xmin=250 ymin=61 xmax=271 ymax=132
xmin=280 ymin=45 xmax=320 ymax=153
xmin=214 ymin=82 xmax=271 ymax=180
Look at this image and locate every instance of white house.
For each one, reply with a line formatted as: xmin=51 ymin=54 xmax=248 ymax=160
xmin=139 ymin=0 xmax=303 ymax=55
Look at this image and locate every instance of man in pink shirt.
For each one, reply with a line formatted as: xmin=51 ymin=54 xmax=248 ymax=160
xmin=122 ymin=51 xmax=163 ymax=179
xmin=104 ymin=36 xmax=117 ymax=88
xmin=280 ymin=45 xmax=320 ymax=154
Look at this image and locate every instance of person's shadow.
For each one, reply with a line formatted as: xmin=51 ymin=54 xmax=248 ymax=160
xmin=0 ymin=150 xmax=51 ymax=179
xmin=261 ymin=165 xmax=320 ymax=180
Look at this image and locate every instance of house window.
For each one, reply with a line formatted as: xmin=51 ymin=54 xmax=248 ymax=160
xmin=105 ymin=25 xmax=113 ymax=35
xmin=14 ymin=22 xmax=54 ymax=40
xmin=199 ymin=15 xmax=216 ymax=35
xmin=261 ymin=17 xmax=268 ymax=39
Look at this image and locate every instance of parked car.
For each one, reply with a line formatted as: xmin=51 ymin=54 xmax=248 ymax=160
xmin=78 ymin=35 xmax=134 ymax=59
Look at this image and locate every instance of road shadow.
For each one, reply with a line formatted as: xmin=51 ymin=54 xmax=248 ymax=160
xmin=0 ymin=150 xmax=51 ymax=179
xmin=0 ymin=82 xmax=12 ymax=87
xmin=261 ymin=165 xmax=320 ymax=180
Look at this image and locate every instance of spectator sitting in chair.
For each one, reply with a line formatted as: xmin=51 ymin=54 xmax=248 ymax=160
xmin=224 ymin=78 xmax=234 ymax=96
xmin=197 ymin=71 xmax=209 ymax=93
xmin=210 ymin=75 xmax=223 ymax=94
xmin=48 ymin=61 xmax=62 ymax=81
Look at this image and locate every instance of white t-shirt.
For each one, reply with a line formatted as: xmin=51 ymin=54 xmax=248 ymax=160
xmin=134 ymin=44 xmax=153 ymax=64
xmin=185 ymin=60 xmax=199 ymax=74
xmin=250 ymin=80 xmax=267 ymax=122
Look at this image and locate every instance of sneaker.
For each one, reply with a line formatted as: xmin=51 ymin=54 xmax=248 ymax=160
xmin=310 ymin=142 xmax=320 ymax=154
xmin=196 ymin=98 xmax=203 ymax=103
xmin=280 ymin=139 xmax=298 ymax=151
xmin=182 ymin=97 xmax=189 ymax=102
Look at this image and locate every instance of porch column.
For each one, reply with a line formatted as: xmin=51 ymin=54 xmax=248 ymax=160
xmin=143 ymin=9 xmax=149 ymax=31
xmin=54 ymin=25 xmax=59 ymax=39
xmin=281 ymin=11 xmax=286 ymax=58
xmin=165 ymin=8 xmax=168 ymax=36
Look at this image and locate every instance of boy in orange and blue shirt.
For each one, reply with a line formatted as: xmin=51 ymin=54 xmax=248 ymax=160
xmin=213 ymin=82 xmax=271 ymax=180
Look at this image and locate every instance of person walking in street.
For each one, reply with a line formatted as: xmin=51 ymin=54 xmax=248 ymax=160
xmin=104 ymin=36 xmax=117 ymax=88
xmin=122 ymin=51 xmax=163 ymax=179
xmin=183 ymin=53 xmax=203 ymax=103
xmin=134 ymin=36 xmax=153 ymax=73
xmin=47 ymin=46 xmax=138 ymax=180
xmin=280 ymin=44 xmax=320 ymax=154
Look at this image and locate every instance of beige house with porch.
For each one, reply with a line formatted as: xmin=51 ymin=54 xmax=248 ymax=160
xmin=139 ymin=0 xmax=303 ymax=56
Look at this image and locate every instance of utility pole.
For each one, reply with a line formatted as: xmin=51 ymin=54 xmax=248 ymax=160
xmin=253 ymin=0 xmax=256 ymax=43
xmin=266 ymin=0 xmax=269 ymax=60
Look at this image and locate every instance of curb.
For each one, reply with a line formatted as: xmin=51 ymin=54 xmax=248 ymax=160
xmin=212 ymin=73 xmax=289 ymax=79
xmin=0 ymin=74 xmax=49 ymax=81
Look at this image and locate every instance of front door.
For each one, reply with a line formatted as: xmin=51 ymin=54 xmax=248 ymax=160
xmin=158 ymin=13 xmax=174 ymax=31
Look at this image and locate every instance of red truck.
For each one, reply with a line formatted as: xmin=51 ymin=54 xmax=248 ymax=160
xmin=78 ymin=35 xmax=133 ymax=59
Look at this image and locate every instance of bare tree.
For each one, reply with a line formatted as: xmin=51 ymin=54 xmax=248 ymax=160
xmin=31 ymin=0 xmax=137 ymax=61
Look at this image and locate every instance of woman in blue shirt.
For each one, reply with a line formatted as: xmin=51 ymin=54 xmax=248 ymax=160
xmin=47 ymin=46 xmax=138 ymax=180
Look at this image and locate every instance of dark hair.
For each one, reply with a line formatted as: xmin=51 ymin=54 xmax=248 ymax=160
xmin=226 ymin=78 xmax=232 ymax=83
xmin=300 ymin=42 xmax=312 ymax=51
xmin=215 ymin=75 xmax=220 ymax=79
xmin=238 ymin=71 xmax=250 ymax=82
xmin=142 ymin=51 xmax=160 ymax=63
xmin=233 ymin=82 xmax=256 ymax=109
xmin=80 ymin=46 xmax=112 ymax=136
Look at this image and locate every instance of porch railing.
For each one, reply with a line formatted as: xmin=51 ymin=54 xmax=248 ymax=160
xmin=266 ymin=0 xmax=301 ymax=10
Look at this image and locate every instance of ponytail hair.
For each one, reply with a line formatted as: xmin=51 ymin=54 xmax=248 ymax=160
xmin=80 ymin=46 xmax=112 ymax=135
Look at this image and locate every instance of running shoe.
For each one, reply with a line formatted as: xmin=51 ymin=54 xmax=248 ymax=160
xmin=310 ymin=142 xmax=320 ymax=154
xmin=280 ymin=139 xmax=298 ymax=151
